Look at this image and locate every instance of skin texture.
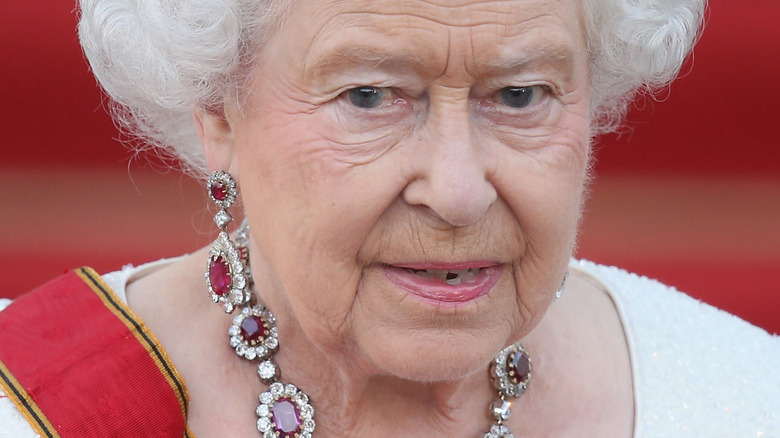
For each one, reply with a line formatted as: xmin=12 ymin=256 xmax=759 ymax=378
xmin=220 ymin=0 xmax=590 ymax=380
xmin=127 ymin=0 xmax=634 ymax=436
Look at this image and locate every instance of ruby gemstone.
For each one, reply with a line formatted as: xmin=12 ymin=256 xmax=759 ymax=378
xmin=208 ymin=255 xmax=231 ymax=296
xmin=510 ymin=350 xmax=531 ymax=383
xmin=240 ymin=315 xmax=266 ymax=344
xmin=210 ymin=180 xmax=228 ymax=201
xmin=272 ymin=398 xmax=301 ymax=437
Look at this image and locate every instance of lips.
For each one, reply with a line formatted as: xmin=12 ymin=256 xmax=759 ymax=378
xmin=401 ymin=267 xmax=482 ymax=285
xmin=382 ymin=262 xmax=504 ymax=304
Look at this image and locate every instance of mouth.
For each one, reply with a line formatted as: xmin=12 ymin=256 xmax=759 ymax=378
xmin=400 ymin=267 xmax=483 ymax=285
xmin=382 ymin=262 xmax=504 ymax=304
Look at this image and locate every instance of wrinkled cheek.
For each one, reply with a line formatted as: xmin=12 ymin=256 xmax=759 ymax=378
xmin=501 ymin=132 xmax=588 ymax=320
xmin=299 ymin=276 xmax=369 ymax=361
xmin=259 ymin=197 xmax=367 ymax=335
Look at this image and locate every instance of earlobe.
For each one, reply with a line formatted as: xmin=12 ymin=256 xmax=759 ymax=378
xmin=193 ymin=108 xmax=237 ymax=173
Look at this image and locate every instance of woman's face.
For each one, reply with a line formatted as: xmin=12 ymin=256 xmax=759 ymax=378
xmin=226 ymin=0 xmax=590 ymax=380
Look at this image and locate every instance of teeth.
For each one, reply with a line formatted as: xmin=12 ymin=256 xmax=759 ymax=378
xmin=446 ymin=276 xmax=463 ymax=285
xmin=404 ymin=268 xmax=482 ymax=285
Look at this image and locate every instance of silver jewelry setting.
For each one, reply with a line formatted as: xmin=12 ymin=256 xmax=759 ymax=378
xmin=555 ymin=270 xmax=569 ymax=300
xmin=491 ymin=342 xmax=531 ymax=398
xmin=205 ymin=171 xmax=251 ymax=313
xmin=483 ymin=342 xmax=532 ymax=438
xmin=256 ymin=382 xmax=316 ymax=438
xmin=229 ymin=305 xmax=279 ymax=361
xmin=207 ymin=170 xmax=238 ymax=210
xmin=206 ymin=231 xmax=252 ymax=313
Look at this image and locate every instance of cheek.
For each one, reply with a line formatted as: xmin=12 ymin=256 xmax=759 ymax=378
xmin=495 ymin=113 xmax=589 ymax=315
xmin=233 ymin=110 xmax=413 ymax=341
xmin=504 ymin=138 xmax=588 ymax=251
xmin=500 ymin=109 xmax=588 ymax=211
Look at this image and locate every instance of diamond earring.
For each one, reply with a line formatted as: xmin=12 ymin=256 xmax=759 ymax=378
xmin=555 ymin=270 xmax=569 ymax=300
xmin=205 ymin=171 xmax=251 ymax=313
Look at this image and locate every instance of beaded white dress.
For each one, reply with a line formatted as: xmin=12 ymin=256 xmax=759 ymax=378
xmin=1 ymin=259 xmax=778 ymax=437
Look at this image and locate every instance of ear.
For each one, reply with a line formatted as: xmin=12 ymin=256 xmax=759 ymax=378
xmin=193 ymin=108 xmax=237 ymax=173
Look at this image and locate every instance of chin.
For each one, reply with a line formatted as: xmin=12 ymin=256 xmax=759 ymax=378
xmin=354 ymin=323 xmax=511 ymax=383
xmin=339 ymin=268 xmax=520 ymax=381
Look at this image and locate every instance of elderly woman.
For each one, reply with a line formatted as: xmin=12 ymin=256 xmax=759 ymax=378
xmin=1 ymin=0 xmax=778 ymax=436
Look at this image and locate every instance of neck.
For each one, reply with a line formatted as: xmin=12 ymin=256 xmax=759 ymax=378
xmin=271 ymin=320 xmax=497 ymax=437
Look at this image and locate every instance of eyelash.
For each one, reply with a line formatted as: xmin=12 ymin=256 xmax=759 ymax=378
xmin=341 ymin=87 xmax=399 ymax=110
xmin=333 ymin=86 xmax=413 ymax=132
xmin=490 ymin=85 xmax=551 ymax=110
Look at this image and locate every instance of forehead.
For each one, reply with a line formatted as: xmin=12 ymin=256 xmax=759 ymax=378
xmin=290 ymin=0 xmax=583 ymax=28
xmin=281 ymin=0 xmax=586 ymax=80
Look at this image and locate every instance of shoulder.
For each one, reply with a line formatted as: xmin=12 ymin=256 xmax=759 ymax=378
xmin=572 ymin=260 xmax=780 ymax=437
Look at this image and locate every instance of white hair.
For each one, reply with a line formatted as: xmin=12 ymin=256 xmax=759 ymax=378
xmin=77 ymin=0 xmax=706 ymax=178
xmin=583 ymin=0 xmax=706 ymax=133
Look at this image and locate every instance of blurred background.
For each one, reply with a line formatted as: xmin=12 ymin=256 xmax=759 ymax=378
xmin=1 ymin=1 xmax=778 ymax=333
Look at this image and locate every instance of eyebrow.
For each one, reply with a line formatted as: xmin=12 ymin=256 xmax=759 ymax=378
xmin=481 ymin=44 xmax=576 ymax=76
xmin=304 ymin=45 xmax=436 ymax=81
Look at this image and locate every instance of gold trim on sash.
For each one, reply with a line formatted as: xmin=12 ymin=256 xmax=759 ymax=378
xmin=0 ymin=359 xmax=61 ymax=438
xmin=75 ymin=267 xmax=196 ymax=438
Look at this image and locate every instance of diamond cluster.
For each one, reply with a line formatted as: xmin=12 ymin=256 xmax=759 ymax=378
xmin=206 ymin=231 xmax=251 ymax=313
xmin=483 ymin=423 xmax=514 ymax=438
xmin=490 ymin=343 xmax=531 ymax=398
xmin=482 ymin=342 xmax=532 ymax=438
xmin=256 ymin=383 xmax=316 ymax=438
xmin=229 ymin=305 xmax=279 ymax=361
xmin=207 ymin=170 xmax=237 ymax=211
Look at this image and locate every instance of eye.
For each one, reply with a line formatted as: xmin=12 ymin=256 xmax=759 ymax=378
xmin=496 ymin=85 xmax=546 ymax=109
xmin=346 ymin=86 xmax=392 ymax=109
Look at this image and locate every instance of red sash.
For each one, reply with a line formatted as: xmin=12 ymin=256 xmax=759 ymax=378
xmin=0 ymin=267 xmax=194 ymax=437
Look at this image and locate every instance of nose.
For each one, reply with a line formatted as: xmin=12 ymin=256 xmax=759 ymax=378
xmin=402 ymin=99 xmax=497 ymax=227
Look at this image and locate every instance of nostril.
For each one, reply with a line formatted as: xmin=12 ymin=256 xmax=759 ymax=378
xmin=402 ymin=175 xmax=497 ymax=228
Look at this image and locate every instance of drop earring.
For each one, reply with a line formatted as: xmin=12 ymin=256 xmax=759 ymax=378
xmin=205 ymin=170 xmax=251 ymax=313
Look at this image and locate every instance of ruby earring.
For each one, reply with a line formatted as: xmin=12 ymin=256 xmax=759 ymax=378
xmin=205 ymin=170 xmax=251 ymax=313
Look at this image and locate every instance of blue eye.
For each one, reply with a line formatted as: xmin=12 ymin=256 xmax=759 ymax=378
xmin=497 ymin=86 xmax=541 ymax=108
xmin=348 ymin=87 xmax=385 ymax=109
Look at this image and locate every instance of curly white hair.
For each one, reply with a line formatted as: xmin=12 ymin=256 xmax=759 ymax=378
xmin=77 ymin=0 xmax=705 ymax=178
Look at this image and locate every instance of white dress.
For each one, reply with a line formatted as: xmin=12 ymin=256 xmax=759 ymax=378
xmin=1 ymin=259 xmax=778 ymax=437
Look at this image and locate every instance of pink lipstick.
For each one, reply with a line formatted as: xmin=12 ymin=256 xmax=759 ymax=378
xmin=382 ymin=262 xmax=504 ymax=304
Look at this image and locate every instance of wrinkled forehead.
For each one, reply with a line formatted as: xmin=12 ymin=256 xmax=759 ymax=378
xmin=280 ymin=0 xmax=587 ymax=81
xmin=288 ymin=0 xmax=585 ymax=27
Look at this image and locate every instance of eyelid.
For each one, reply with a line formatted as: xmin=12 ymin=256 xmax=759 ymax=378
xmin=474 ymin=77 xmax=559 ymax=95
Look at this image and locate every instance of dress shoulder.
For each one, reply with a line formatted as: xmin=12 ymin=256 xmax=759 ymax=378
xmin=573 ymin=260 xmax=780 ymax=437
xmin=0 ymin=394 xmax=37 ymax=438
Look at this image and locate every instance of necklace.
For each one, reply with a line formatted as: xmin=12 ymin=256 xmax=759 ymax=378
xmin=220 ymin=223 xmax=532 ymax=438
